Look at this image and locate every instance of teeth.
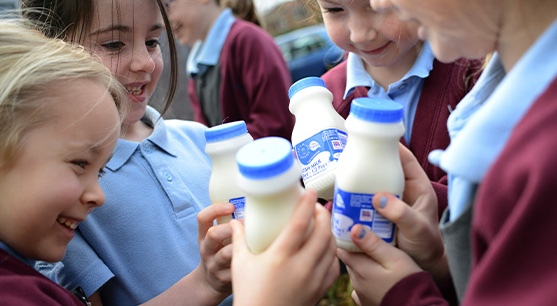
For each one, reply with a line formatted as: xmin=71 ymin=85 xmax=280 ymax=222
xmin=57 ymin=217 xmax=78 ymax=230
xmin=125 ymin=86 xmax=142 ymax=95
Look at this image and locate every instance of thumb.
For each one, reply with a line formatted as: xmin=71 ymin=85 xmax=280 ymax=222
xmin=372 ymin=192 xmax=422 ymax=238
xmin=350 ymin=224 xmax=393 ymax=267
xmin=230 ymin=219 xmax=249 ymax=256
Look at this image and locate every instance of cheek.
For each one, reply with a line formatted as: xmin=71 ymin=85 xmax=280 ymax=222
xmin=151 ymin=53 xmax=164 ymax=86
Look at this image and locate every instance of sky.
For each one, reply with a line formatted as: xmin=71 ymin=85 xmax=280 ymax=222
xmin=254 ymin=0 xmax=292 ymax=14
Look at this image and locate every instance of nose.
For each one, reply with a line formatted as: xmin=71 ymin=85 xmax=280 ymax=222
xmin=130 ymin=44 xmax=156 ymax=74
xmin=349 ymin=14 xmax=378 ymax=44
xmin=81 ymin=179 xmax=106 ymax=209
xmin=370 ymin=0 xmax=393 ymax=12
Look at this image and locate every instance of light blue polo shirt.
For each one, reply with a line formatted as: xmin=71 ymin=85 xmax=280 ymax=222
xmin=187 ymin=8 xmax=235 ymax=77
xmin=429 ymin=19 xmax=557 ymax=222
xmin=36 ymin=106 xmax=232 ymax=305
xmin=344 ymin=42 xmax=434 ymax=144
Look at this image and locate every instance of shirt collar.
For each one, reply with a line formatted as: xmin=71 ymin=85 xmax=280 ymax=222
xmin=0 ymin=241 xmax=36 ymax=267
xmin=343 ymin=42 xmax=434 ymax=99
xmin=437 ymin=19 xmax=557 ymax=183
xmin=107 ymin=106 xmax=177 ymax=171
xmin=187 ymin=8 xmax=235 ymax=76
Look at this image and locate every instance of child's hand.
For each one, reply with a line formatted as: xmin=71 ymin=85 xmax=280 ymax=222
xmin=196 ymin=203 xmax=236 ymax=296
xmin=230 ymin=190 xmax=340 ymax=306
xmin=371 ymin=145 xmax=448 ymax=283
xmin=337 ymin=224 xmax=423 ymax=306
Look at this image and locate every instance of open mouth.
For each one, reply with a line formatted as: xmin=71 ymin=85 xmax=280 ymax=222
xmin=57 ymin=217 xmax=78 ymax=230
xmin=125 ymin=85 xmax=144 ymax=96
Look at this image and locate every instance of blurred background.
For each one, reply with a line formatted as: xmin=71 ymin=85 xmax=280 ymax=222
xmin=151 ymin=0 xmax=344 ymax=120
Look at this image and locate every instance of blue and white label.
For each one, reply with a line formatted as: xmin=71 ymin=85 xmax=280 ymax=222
xmin=230 ymin=197 xmax=246 ymax=220
xmin=294 ymin=128 xmax=347 ymax=182
xmin=332 ymin=186 xmax=395 ymax=243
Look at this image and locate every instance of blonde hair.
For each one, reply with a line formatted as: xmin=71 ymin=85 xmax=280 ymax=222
xmin=0 ymin=19 xmax=128 ymax=167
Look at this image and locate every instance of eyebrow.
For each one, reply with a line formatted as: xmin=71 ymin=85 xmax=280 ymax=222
xmin=89 ymin=23 xmax=163 ymax=36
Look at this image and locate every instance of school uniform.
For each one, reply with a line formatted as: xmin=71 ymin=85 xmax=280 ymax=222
xmin=322 ymin=44 xmax=481 ymax=217
xmin=188 ymin=9 xmax=294 ymax=140
xmin=381 ymin=19 xmax=557 ymax=305
xmin=0 ymin=244 xmax=84 ymax=305
xmin=37 ymin=106 xmax=232 ymax=305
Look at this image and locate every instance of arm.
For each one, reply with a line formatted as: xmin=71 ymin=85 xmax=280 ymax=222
xmin=140 ymin=203 xmax=235 ymax=306
xmin=230 ymin=190 xmax=339 ymax=306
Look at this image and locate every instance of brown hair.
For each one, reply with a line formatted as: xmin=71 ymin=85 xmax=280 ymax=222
xmin=21 ymin=0 xmax=178 ymax=117
xmin=218 ymin=0 xmax=262 ymax=27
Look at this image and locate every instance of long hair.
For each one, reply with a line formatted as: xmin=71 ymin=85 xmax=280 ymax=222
xmin=21 ymin=0 xmax=178 ymax=117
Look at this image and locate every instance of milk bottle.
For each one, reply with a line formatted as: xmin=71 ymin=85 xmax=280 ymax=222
xmin=205 ymin=121 xmax=253 ymax=224
xmin=236 ymin=137 xmax=304 ymax=254
xmin=332 ymin=98 xmax=405 ymax=252
xmin=289 ymin=77 xmax=347 ymax=200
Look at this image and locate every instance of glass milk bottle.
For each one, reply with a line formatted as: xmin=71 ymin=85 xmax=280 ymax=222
xmin=332 ymin=98 xmax=405 ymax=252
xmin=289 ymin=77 xmax=347 ymax=201
xmin=236 ymin=137 xmax=304 ymax=254
xmin=205 ymin=121 xmax=253 ymax=224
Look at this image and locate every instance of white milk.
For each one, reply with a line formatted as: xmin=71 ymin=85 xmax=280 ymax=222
xmin=333 ymin=98 xmax=405 ymax=252
xmin=289 ymin=77 xmax=347 ymax=201
xmin=205 ymin=121 xmax=253 ymax=224
xmin=236 ymin=137 xmax=304 ymax=254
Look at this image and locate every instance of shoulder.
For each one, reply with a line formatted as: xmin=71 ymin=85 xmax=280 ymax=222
xmin=0 ymin=252 xmax=81 ymax=305
xmin=322 ymin=60 xmax=348 ymax=91
xmin=224 ymin=19 xmax=280 ymax=55
xmin=164 ymin=119 xmax=208 ymax=146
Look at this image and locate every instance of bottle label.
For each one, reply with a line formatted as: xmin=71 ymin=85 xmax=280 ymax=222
xmin=230 ymin=197 xmax=246 ymax=220
xmin=332 ymin=186 xmax=395 ymax=243
xmin=294 ymin=128 xmax=347 ymax=182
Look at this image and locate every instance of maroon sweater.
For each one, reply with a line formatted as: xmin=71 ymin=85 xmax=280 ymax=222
xmin=188 ymin=19 xmax=294 ymax=140
xmin=322 ymin=59 xmax=481 ymax=217
xmin=0 ymin=249 xmax=83 ymax=305
xmin=382 ymin=77 xmax=557 ymax=305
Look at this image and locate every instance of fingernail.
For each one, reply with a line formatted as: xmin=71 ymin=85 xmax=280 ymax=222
xmin=358 ymin=228 xmax=366 ymax=239
xmin=380 ymin=197 xmax=388 ymax=208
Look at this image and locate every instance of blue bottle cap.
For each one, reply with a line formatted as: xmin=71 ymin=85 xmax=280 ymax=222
xmin=205 ymin=121 xmax=248 ymax=143
xmin=288 ymin=76 xmax=327 ymax=99
xmin=236 ymin=137 xmax=294 ymax=180
xmin=350 ymin=98 xmax=403 ymax=123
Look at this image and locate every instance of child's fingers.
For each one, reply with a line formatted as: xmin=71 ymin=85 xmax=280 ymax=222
xmin=269 ymin=189 xmax=318 ymax=254
xmin=197 ymin=203 xmax=235 ymax=242
xmin=230 ymin=219 xmax=249 ymax=258
xmin=304 ymin=204 xmax=336 ymax=262
xmin=349 ymin=224 xmax=394 ymax=268
xmin=372 ymin=193 xmax=422 ymax=237
xmin=200 ymin=224 xmax=233 ymax=257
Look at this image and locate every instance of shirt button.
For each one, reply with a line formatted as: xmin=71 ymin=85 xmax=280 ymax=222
xmin=143 ymin=143 xmax=151 ymax=154
xmin=164 ymin=171 xmax=173 ymax=181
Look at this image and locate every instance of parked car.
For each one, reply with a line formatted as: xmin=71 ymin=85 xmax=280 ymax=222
xmin=275 ymin=25 xmax=344 ymax=83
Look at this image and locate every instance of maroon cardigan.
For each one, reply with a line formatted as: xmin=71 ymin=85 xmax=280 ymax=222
xmin=322 ymin=59 xmax=481 ymax=218
xmin=0 ymin=249 xmax=84 ymax=305
xmin=381 ymin=77 xmax=557 ymax=305
xmin=188 ymin=19 xmax=294 ymax=140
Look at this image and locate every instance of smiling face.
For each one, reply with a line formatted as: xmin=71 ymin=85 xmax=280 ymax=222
xmin=318 ymin=0 xmax=421 ymax=74
xmin=369 ymin=0 xmax=499 ymax=63
xmin=81 ymin=0 xmax=164 ymax=126
xmin=0 ymin=79 xmax=120 ymax=262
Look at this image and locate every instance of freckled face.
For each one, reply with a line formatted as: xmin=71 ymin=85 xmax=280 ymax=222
xmin=0 ymin=79 xmax=120 ymax=262
xmin=83 ymin=0 xmax=164 ymax=126
xmin=318 ymin=0 xmax=420 ymax=69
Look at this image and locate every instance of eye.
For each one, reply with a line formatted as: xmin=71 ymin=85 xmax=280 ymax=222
xmin=73 ymin=160 xmax=89 ymax=169
xmin=101 ymin=41 xmax=125 ymax=51
xmin=323 ymin=7 xmax=344 ymax=14
xmin=146 ymin=39 xmax=161 ymax=49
